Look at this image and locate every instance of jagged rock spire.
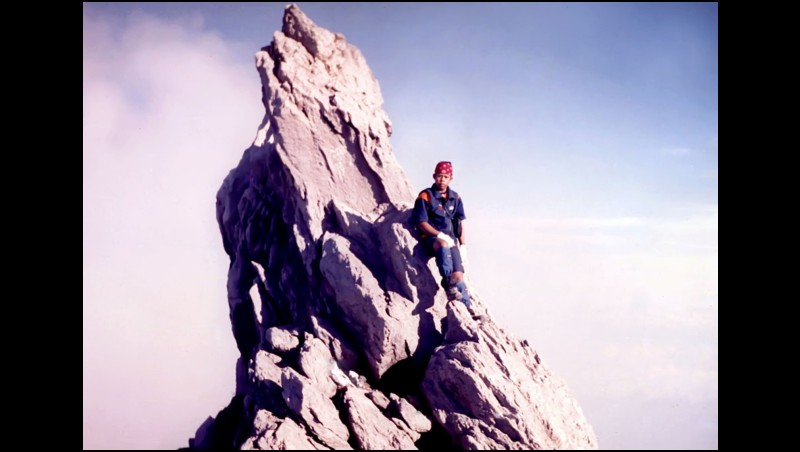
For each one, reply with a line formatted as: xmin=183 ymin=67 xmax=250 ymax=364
xmin=195 ymin=4 xmax=598 ymax=450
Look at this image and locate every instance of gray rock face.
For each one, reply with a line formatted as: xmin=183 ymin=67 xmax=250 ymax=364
xmin=320 ymin=232 xmax=425 ymax=379
xmin=281 ymin=367 xmax=352 ymax=449
xmin=310 ymin=315 xmax=360 ymax=371
xmin=297 ymin=334 xmax=339 ymax=398
xmin=263 ymin=326 xmax=300 ymax=354
xmin=344 ymin=387 xmax=419 ymax=450
xmin=390 ymin=393 xmax=433 ymax=434
xmin=201 ymin=4 xmax=598 ymax=451
xmin=241 ymin=409 xmax=326 ymax=450
xmin=423 ymin=318 xmax=597 ymax=450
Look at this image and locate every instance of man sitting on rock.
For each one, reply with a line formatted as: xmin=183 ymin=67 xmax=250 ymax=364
xmin=411 ymin=161 xmax=475 ymax=312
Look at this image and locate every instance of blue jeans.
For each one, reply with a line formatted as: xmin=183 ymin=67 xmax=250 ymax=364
xmin=422 ymin=236 xmax=470 ymax=307
xmin=422 ymin=236 xmax=465 ymax=276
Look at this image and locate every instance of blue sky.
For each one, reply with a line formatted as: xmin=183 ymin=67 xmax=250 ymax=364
xmin=84 ymin=3 xmax=717 ymax=449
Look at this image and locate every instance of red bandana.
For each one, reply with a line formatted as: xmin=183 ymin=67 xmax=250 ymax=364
xmin=434 ymin=161 xmax=453 ymax=177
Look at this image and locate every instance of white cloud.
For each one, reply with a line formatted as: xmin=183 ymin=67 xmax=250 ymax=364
xmin=597 ymin=342 xmax=718 ymax=401
xmin=471 ymin=210 xmax=717 ymax=255
xmin=514 ymin=217 xmax=647 ymax=229
xmin=465 ymin=208 xmax=717 ymax=419
xmin=84 ymin=10 xmax=262 ymax=450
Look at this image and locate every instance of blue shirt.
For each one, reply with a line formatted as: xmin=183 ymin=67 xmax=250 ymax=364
xmin=411 ymin=184 xmax=466 ymax=238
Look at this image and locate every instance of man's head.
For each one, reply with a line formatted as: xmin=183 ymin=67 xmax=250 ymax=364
xmin=433 ymin=161 xmax=453 ymax=192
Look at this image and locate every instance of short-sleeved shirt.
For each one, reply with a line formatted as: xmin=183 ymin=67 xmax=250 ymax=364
xmin=411 ymin=184 xmax=466 ymax=239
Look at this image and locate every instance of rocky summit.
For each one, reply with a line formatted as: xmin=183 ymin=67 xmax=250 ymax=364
xmin=187 ymin=4 xmax=598 ymax=450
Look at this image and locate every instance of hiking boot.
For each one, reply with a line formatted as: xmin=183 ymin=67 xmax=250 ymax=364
xmin=441 ymin=277 xmax=459 ymax=301
xmin=446 ymin=285 xmax=462 ymax=302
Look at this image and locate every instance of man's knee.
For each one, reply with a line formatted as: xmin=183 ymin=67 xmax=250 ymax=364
xmin=451 ymin=271 xmax=464 ymax=283
xmin=433 ymin=238 xmax=450 ymax=251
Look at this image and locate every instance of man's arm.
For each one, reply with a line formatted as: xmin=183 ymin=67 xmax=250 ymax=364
xmin=417 ymin=221 xmax=440 ymax=237
xmin=455 ymin=196 xmax=467 ymax=245
xmin=420 ymin=220 xmax=455 ymax=247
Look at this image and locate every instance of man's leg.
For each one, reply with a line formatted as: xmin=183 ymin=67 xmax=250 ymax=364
xmin=434 ymin=243 xmax=455 ymax=280
xmin=430 ymin=239 xmax=472 ymax=308
xmin=427 ymin=237 xmax=475 ymax=310
xmin=427 ymin=237 xmax=458 ymax=297
xmin=449 ymin=247 xmax=471 ymax=308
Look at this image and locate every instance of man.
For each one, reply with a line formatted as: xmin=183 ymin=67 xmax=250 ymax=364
xmin=411 ymin=161 xmax=474 ymax=311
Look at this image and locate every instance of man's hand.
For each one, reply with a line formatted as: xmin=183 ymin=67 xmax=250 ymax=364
xmin=437 ymin=232 xmax=455 ymax=248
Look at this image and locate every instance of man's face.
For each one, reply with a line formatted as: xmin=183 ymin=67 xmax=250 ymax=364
xmin=433 ymin=173 xmax=452 ymax=192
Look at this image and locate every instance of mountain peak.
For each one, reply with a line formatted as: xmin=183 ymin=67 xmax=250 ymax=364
xmin=191 ymin=5 xmax=598 ymax=450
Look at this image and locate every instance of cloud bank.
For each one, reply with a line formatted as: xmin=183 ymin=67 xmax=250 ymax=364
xmin=84 ymin=10 xmax=262 ymax=449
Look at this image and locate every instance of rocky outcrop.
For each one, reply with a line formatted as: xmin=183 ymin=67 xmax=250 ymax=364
xmin=424 ymin=305 xmax=597 ymax=449
xmin=192 ymin=4 xmax=597 ymax=450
